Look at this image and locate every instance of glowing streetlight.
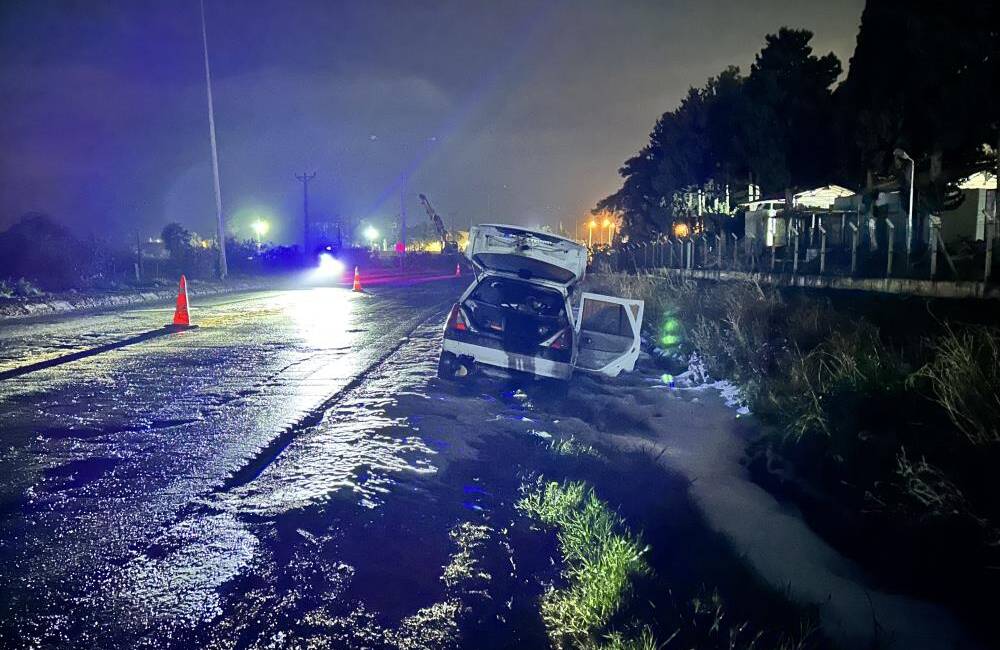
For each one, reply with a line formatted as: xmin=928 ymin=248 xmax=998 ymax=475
xmin=588 ymin=220 xmax=597 ymax=248
xmin=364 ymin=226 xmax=380 ymax=247
xmin=251 ymin=219 xmax=269 ymax=246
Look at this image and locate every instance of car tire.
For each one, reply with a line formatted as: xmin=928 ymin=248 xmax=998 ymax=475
xmin=437 ymin=352 xmax=459 ymax=380
xmin=438 ymin=352 xmax=475 ymax=381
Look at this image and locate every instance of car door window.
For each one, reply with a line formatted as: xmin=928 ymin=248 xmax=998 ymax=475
xmin=575 ymin=293 xmax=643 ymax=376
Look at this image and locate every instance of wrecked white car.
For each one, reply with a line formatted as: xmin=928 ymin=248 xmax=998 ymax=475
xmin=438 ymin=224 xmax=644 ymax=381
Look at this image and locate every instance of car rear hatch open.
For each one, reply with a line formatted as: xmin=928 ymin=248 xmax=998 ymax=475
xmin=466 ymin=224 xmax=587 ymax=286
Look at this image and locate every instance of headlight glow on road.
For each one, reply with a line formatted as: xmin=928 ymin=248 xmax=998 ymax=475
xmin=315 ymin=253 xmax=345 ymax=278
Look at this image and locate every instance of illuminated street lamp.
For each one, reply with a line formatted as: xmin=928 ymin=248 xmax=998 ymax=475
xmin=251 ymin=219 xmax=269 ymax=246
xmin=893 ymin=148 xmax=915 ymax=264
xmin=364 ymin=225 xmax=380 ymax=249
xmin=588 ymin=220 xmax=597 ymax=248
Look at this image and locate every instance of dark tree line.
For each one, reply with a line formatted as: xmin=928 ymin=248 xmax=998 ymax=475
xmin=600 ymin=1 xmax=999 ymax=239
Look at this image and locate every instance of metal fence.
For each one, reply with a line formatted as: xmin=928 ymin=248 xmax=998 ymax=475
xmin=593 ymin=212 xmax=999 ymax=283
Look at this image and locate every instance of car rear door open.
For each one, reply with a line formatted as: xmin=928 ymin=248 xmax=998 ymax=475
xmin=574 ymin=293 xmax=644 ymax=377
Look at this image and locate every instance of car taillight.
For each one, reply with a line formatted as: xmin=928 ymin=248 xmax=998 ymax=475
xmin=446 ymin=304 xmax=471 ymax=331
xmin=544 ymin=327 xmax=571 ymax=350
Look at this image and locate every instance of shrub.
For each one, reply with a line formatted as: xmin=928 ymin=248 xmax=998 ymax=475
xmin=766 ymin=324 xmax=907 ymax=443
xmin=688 ymin=280 xmax=782 ymax=383
xmin=910 ymin=325 xmax=1000 ymax=447
xmin=14 ymin=277 xmax=43 ymax=297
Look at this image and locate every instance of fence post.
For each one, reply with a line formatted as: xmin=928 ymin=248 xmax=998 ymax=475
xmin=701 ymin=235 xmax=708 ymax=268
xmin=930 ymin=219 xmax=939 ymax=278
xmin=886 ymin=221 xmax=895 ymax=277
xmin=731 ymin=233 xmax=738 ymax=270
xmin=937 ymin=227 xmax=958 ymax=278
xmin=849 ymin=222 xmax=859 ymax=275
xmin=716 ymin=234 xmax=724 ymax=268
xmin=791 ymin=225 xmax=800 ymax=274
xmin=986 ymin=218 xmax=995 ymax=282
xmin=668 ymin=239 xmax=674 ymax=268
xmin=770 ymin=243 xmax=776 ymax=272
xmin=819 ymin=224 xmax=827 ymax=274
xmin=686 ymin=239 xmax=693 ymax=270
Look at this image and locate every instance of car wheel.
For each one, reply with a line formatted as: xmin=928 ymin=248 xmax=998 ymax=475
xmin=437 ymin=352 xmax=462 ymax=380
xmin=438 ymin=352 xmax=475 ymax=381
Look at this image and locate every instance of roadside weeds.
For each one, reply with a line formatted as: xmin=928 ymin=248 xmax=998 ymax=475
xmin=585 ymin=271 xmax=1000 ymax=642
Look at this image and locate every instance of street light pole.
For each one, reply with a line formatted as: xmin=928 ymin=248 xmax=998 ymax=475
xmin=894 ymin=148 xmax=915 ymax=265
xmin=199 ymin=0 xmax=227 ymax=279
xmin=588 ymin=221 xmax=596 ymax=248
xmin=400 ymin=175 xmax=407 ymax=271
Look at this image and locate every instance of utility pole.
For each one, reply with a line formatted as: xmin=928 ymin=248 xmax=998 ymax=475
xmin=296 ymin=171 xmax=316 ymax=254
xmin=399 ymin=175 xmax=407 ymax=271
xmin=135 ymin=231 xmax=143 ymax=282
xmin=200 ymin=0 xmax=227 ymax=279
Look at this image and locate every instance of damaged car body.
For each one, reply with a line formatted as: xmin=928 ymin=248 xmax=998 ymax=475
xmin=439 ymin=224 xmax=644 ymax=381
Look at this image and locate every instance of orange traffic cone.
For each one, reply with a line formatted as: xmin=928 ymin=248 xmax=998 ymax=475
xmin=455 ymin=263 xmax=461 ymax=277
xmin=169 ymin=275 xmax=193 ymax=329
xmin=352 ymin=266 xmax=363 ymax=292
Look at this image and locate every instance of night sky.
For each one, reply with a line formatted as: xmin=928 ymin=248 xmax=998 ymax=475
xmin=0 ymin=0 xmax=864 ymax=244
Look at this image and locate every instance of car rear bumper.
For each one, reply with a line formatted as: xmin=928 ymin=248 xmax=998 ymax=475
xmin=441 ymin=338 xmax=573 ymax=380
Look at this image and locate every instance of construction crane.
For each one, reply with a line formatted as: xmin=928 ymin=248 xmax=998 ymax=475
xmin=418 ymin=193 xmax=459 ymax=254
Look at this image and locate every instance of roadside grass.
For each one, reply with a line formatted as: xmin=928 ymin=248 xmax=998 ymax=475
xmin=585 ymin=272 xmax=1000 ymax=638
xmin=518 ymin=479 xmax=649 ymax=649
xmin=516 ymin=460 xmax=826 ymax=650
xmin=549 ymin=435 xmax=601 ymax=459
xmin=0 ymin=277 xmax=44 ymax=298
xmin=909 ymin=324 xmax=1000 ymax=447
xmin=600 ymin=627 xmax=657 ymax=650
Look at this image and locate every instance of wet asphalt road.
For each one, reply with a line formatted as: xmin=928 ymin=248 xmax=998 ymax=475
xmin=2 ymin=277 xmax=669 ymax=650
xmin=1 ymin=279 xmax=980 ymax=650
xmin=2 ymin=278 xmax=533 ymax=648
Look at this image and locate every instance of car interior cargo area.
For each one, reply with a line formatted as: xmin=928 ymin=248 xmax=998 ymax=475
xmin=463 ymin=277 xmax=569 ymax=354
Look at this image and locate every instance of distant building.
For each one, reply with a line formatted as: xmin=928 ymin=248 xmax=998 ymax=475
xmin=945 ymin=171 xmax=997 ymax=242
xmin=792 ymin=185 xmax=855 ymax=210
